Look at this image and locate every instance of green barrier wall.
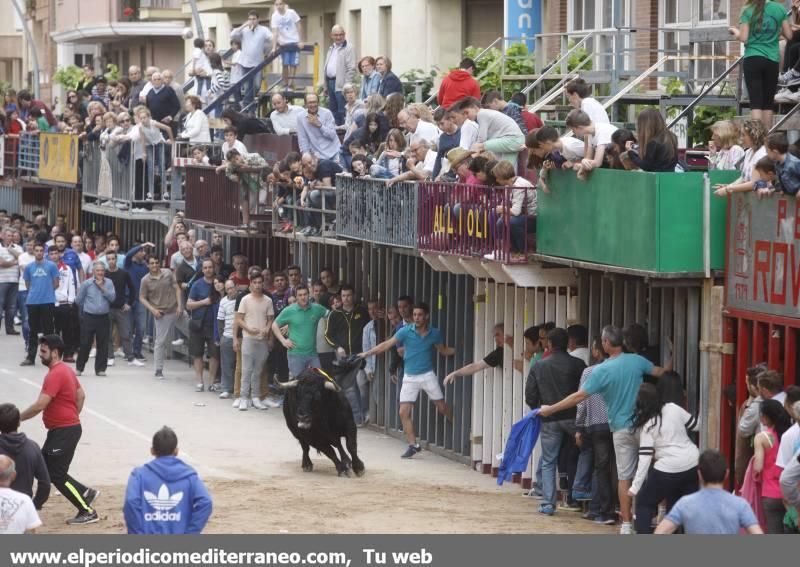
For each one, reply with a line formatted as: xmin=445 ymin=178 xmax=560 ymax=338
xmin=536 ymin=169 xmax=740 ymax=273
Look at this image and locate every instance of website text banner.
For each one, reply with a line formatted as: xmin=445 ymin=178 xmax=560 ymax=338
xmin=727 ymin=191 xmax=800 ymax=317
xmin=0 ymin=535 xmax=772 ymax=567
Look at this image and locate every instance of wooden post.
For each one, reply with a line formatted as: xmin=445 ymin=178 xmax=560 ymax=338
xmin=703 ymin=283 xmax=725 ymax=450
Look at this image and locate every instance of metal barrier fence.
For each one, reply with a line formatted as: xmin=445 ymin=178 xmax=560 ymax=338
xmin=1 ymin=135 xmax=20 ymax=178
xmin=417 ymin=183 xmax=532 ymax=263
xmin=17 ymin=133 xmax=39 ymax=177
xmin=335 ymin=175 xmax=418 ymax=248
xmin=276 ymin=185 xmax=337 ymax=236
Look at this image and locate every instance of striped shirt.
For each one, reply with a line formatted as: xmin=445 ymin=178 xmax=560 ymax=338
xmin=575 ymin=366 xmax=609 ymax=433
xmin=210 ymin=69 xmax=231 ymax=100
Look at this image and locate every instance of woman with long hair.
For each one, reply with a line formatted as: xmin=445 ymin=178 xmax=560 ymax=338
xmin=221 ymin=108 xmax=272 ymax=138
xmin=730 ymin=0 xmax=793 ymax=128
xmin=383 ymin=92 xmax=406 ymax=130
xmin=708 ymin=120 xmax=745 ymax=171
xmin=629 ymin=373 xmax=700 ymax=534
xmin=714 ymin=118 xmax=768 ymax=196
xmin=754 ymin=399 xmax=793 ymax=533
xmin=626 ymin=108 xmax=678 ymax=172
xmin=207 ymin=52 xmax=230 ymax=111
xmin=370 ymin=128 xmax=407 ymax=179
xmin=359 ymin=113 xmax=384 ymax=155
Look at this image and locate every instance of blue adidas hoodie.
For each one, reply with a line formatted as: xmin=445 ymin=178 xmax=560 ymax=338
xmin=123 ymin=456 xmax=212 ymax=534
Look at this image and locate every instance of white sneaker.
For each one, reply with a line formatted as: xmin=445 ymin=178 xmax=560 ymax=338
xmin=89 ymin=348 xmax=96 ymax=358
xmin=114 ymin=349 xmax=124 ymax=358
xmin=779 ymin=69 xmax=800 ymax=85
xmin=232 ymin=398 xmax=241 ymax=408
xmin=251 ymin=397 xmax=268 ymax=410
xmin=195 ymin=383 xmax=204 ymax=392
xmin=142 ymin=337 xmax=150 ymax=345
xmin=146 ymin=192 xmax=154 ymax=201
xmin=619 ymin=522 xmax=633 ymax=535
xmin=219 ymin=391 xmax=231 ymax=399
xmin=162 ymin=192 xmax=170 ymax=200
xmin=171 ymin=338 xmax=184 ymax=346
xmin=262 ymin=397 xmax=281 ymax=408
xmin=789 ymin=91 xmax=800 ymax=104
xmin=237 ymin=398 xmax=248 ymax=411
xmin=128 ymin=358 xmax=145 ymax=367
xmin=775 ymin=88 xmax=794 ymax=103
xmin=483 ymin=252 xmax=496 ymax=260
xmin=107 ymin=358 xmax=115 ymax=367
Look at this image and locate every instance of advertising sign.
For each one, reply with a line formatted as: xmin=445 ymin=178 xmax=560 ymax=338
xmin=38 ymin=133 xmax=79 ymax=185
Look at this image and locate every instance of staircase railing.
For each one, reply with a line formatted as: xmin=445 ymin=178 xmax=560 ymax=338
xmin=666 ymin=55 xmax=744 ymax=128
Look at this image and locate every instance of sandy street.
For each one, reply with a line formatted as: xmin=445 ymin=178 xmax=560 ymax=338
xmin=0 ymin=334 xmax=612 ymax=534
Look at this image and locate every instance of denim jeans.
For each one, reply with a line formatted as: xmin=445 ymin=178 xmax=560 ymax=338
xmin=0 ymin=282 xmax=18 ymax=334
xmin=240 ymin=66 xmax=263 ymax=111
xmin=129 ymin=301 xmax=147 ymax=358
xmin=17 ymin=290 xmax=28 ymax=349
xmin=309 ymin=189 xmax=336 ymax=229
xmin=540 ymin=419 xmax=577 ymax=508
xmin=287 ymin=353 xmax=321 ymax=378
xmin=496 ymin=215 xmax=536 ymax=254
xmin=589 ymin=430 xmax=615 ymax=517
xmin=573 ymin=437 xmax=593 ymax=495
xmin=326 ymin=78 xmax=346 ymax=125
xmin=220 ymin=336 xmax=235 ymax=394
xmin=369 ymin=165 xmax=393 ymax=180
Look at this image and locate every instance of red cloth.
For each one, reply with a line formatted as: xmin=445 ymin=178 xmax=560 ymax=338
xmin=41 ymin=362 xmax=82 ymax=430
xmin=521 ymin=111 xmax=543 ymax=132
xmin=740 ymin=458 xmax=766 ymax=533
xmin=230 ymin=274 xmax=250 ymax=289
xmin=437 ymin=70 xmax=481 ymax=109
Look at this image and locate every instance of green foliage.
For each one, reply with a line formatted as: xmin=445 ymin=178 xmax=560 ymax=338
xmin=399 ymin=67 xmax=438 ymax=104
xmin=662 ymin=77 xmax=683 ymax=97
xmin=567 ymin=42 xmax=592 ymax=73
xmin=53 ymin=65 xmax=84 ymax=91
xmin=463 ymin=42 xmax=534 ymax=96
xmin=688 ymin=106 xmax=736 ymax=146
xmin=105 ymin=63 xmax=120 ymax=82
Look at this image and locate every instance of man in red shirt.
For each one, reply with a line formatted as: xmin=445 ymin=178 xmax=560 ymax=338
xmin=437 ymin=58 xmax=481 ymax=109
xmin=20 ymin=334 xmax=99 ymax=525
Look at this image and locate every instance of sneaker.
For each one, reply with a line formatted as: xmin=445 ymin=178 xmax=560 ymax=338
xmin=483 ymin=252 xmax=496 ymax=261
xmin=401 ymin=444 xmax=421 ymax=459
xmin=251 ymin=397 xmax=268 ymax=410
xmin=595 ymin=515 xmax=617 ymax=526
xmin=219 ymin=391 xmax=231 ymax=399
xmin=208 ymin=383 xmax=221 ymax=392
xmin=7 ymin=329 xmax=20 ymax=335
xmin=19 ymin=359 xmax=34 ymax=367
xmin=538 ymin=504 xmax=555 ymax=516
xmin=619 ymin=522 xmax=634 ymax=535
xmin=582 ymin=511 xmax=599 ymax=521
xmin=162 ymin=192 xmax=170 ymax=200
xmin=107 ymin=358 xmax=115 ymax=367
xmin=96 ymin=371 xmax=107 ymax=377
xmin=146 ymin=192 xmax=154 ymax=201
xmin=134 ymin=353 xmax=146 ymax=361
xmin=76 ymin=370 xmax=83 ymax=376
xmin=171 ymin=338 xmax=184 ymax=346
xmin=114 ymin=349 xmax=124 ymax=358
xmin=154 ymin=369 xmax=164 ymax=379
xmin=66 ymin=510 xmax=99 ymax=525
xmin=237 ymin=398 xmax=248 ymax=411
xmin=572 ymin=490 xmax=593 ymax=501
xmin=83 ymin=488 xmax=100 ymax=508
xmin=559 ymin=501 xmax=583 ymax=512
xmin=142 ymin=337 xmax=150 ymax=345
xmin=195 ymin=383 xmax=204 ymax=392
xmin=128 ymin=358 xmax=145 ymax=367
xmin=232 ymin=398 xmax=241 ymax=408
xmin=775 ymin=88 xmax=795 ymax=103
xmin=779 ymin=68 xmax=800 ymax=86
xmin=262 ymin=397 xmax=282 ymax=409
xmin=89 ymin=348 xmax=96 ymax=358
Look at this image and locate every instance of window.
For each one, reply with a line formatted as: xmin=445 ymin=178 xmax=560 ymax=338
xmin=568 ymin=0 xmax=631 ymax=70
xmin=349 ymin=10 xmax=361 ymax=55
xmin=379 ymin=6 xmax=392 ymax=60
xmin=699 ymin=0 xmax=727 ymax=22
xmin=660 ymin=0 xmax=731 ymax=79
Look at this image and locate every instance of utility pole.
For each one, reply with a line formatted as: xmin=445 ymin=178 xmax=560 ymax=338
xmin=10 ymin=0 xmax=41 ymax=99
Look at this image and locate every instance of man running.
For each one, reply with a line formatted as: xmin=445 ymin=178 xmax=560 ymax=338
xmin=20 ymin=335 xmax=99 ymax=525
xmin=359 ymin=302 xmax=455 ymax=458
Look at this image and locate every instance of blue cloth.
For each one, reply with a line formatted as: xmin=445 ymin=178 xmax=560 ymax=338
xmin=296 ymin=106 xmax=342 ymax=160
xmin=664 ymin=488 xmax=759 ymax=534
xmin=188 ymin=278 xmax=213 ymax=323
xmin=23 ymin=260 xmax=59 ymax=305
xmin=61 ymin=249 xmax=82 ymax=275
xmin=76 ymin=278 xmax=116 ymax=315
xmin=378 ymin=71 xmax=404 ymax=98
xmin=124 ymin=246 xmax=149 ymax=303
xmin=123 ymin=455 xmax=213 ymax=535
xmin=360 ymin=71 xmax=381 ymax=100
xmin=582 ymin=353 xmax=654 ymax=432
xmin=394 ymin=325 xmax=443 ymax=375
xmin=498 ymin=410 xmax=541 ymax=485
xmin=776 ymin=152 xmax=800 ymax=196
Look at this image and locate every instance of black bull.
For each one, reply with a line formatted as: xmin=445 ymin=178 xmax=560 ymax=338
xmin=277 ymin=368 xmax=365 ymax=477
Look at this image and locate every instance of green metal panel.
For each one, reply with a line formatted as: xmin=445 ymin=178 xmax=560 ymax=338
xmin=536 ymin=169 xmax=740 ymax=273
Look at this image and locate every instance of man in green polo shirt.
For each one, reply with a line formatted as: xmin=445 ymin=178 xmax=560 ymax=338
xmin=272 ymin=284 xmax=328 ymax=377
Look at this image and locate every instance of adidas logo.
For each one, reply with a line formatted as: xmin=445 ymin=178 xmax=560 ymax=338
xmin=143 ymin=484 xmax=183 ymax=522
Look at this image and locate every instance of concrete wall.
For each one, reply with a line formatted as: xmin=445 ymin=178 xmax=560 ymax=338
xmin=55 ymin=0 xmax=115 ymax=30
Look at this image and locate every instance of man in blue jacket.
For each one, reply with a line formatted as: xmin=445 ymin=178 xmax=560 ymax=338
xmin=124 ymin=427 xmax=212 ymax=534
xmin=124 ymin=242 xmax=155 ymax=362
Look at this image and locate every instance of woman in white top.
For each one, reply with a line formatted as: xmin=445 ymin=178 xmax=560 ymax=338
xmin=115 ymin=107 xmax=174 ymax=201
xmin=179 ymin=95 xmax=211 ymax=144
xmin=714 ymin=119 xmax=768 ymax=196
xmin=629 ymin=372 xmax=700 ymax=534
xmin=565 ymin=78 xmax=610 ymax=125
xmin=708 ymin=120 xmax=745 ymax=171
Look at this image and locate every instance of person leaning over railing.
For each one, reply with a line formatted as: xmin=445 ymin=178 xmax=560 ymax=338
xmin=713 ymin=118 xmax=768 ymax=197
xmin=490 ymin=160 xmax=536 ymax=260
xmin=385 ymin=139 xmax=437 ymax=188
xmin=297 ymin=153 xmax=342 ymax=236
xmin=215 ymin=149 xmax=268 ymax=229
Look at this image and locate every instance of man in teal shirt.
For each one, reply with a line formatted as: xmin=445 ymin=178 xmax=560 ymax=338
xmin=272 ymin=284 xmax=327 ymax=377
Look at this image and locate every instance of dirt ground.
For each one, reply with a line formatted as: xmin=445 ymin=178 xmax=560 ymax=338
xmin=39 ymin=474 xmax=613 ymax=534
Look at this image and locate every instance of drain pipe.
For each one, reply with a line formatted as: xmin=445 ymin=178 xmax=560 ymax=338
xmin=11 ymin=0 xmax=41 ymax=100
xmin=187 ymin=0 xmax=204 ymax=40
xmin=699 ymin=172 xmax=712 ymax=449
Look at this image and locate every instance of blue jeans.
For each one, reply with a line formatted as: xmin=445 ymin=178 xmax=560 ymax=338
xmin=326 ymin=78 xmax=346 ymax=125
xmin=240 ymin=66 xmax=263 ymax=111
xmin=309 ymin=189 xmax=336 ymax=228
xmin=573 ymin=437 xmax=594 ymax=495
xmin=287 ymin=353 xmax=321 ymax=378
xmin=540 ymin=420 xmax=577 ymax=508
xmin=369 ymin=165 xmax=394 ymax=179
xmin=0 ymin=282 xmax=18 ymax=334
xmin=496 ymin=215 xmax=537 ymax=254
xmin=196 ymin=76 xmax=211 ymax=97
xmin=17 ymin=290 xmax=28 ymax=349
xmin=129 ymin=301 xmax=147 ymax=358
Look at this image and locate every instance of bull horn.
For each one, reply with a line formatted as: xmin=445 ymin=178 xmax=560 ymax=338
xmin=324 ymin=380 xmax=341 ymax=392
xmin=276 ymin=379 xmax=300 ymax=389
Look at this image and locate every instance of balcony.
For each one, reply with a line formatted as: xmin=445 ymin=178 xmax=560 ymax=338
xmin=138 ymin=0 xmax=183 ymax=19
xmin=535 ymin=169 xmax=740 ymax=277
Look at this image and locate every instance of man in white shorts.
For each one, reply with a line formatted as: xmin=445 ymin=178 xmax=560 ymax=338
xmin=359 ymin=302 xmax=455 ymax=458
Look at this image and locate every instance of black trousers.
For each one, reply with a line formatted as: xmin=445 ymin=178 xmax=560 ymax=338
xmin=635 ymin=466 xmax=699 ymax=534
xmin=42 ymin=424 xmax=94 ymax=513
xmin=54 ymin=303 xmax=80 ymax=357
xmin=26 ymin=303 xmax=55 ymax=363
xmin=267 ymin=340 xmax=289 ymax=382
xmin=76 ymin=313 xmax=110 ymax=374
xmin=589 ymin=430 xmax=616 ymax=517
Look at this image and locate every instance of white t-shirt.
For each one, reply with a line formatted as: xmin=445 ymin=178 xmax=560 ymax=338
xmin=777 ymin=422 xmax=800 ymax=469
xmin=0 ymin=487 xmax=41 ymax=534
xmin=411 ymin=120 xmax=440 ymax=148
xmin=217 ymin=296 xmax=237 ymax=338
xmin=560 ymin=136 xmax=586 ymax=160
xmin=271 ymin=8 xmax=301 ymax=45
xmin=420 ymin=150 xmax=438 ymax=176
xmin=588 ymin=122 xmax=619 ymax=149
xmin=77 ymin=251 xmax=92 ymax=275
xmin=221 ymin=139 xmax=247 ymax=160
xmin=193 ymin=47 xmax=212 ymax=75
xmin=0 ymin=244 xmax=21 ymax=284
xmin=581 ymin=97 xmax=610 ymax=125
xmin=237 ymin=293 xmax=275 ymax=339
xmin=18 ymin=252 xmax=34 ymax=291
xmin=742 ymin=146 xmax=767 ymax=183
xmin=459 ymin=119 xmax=479 ymax=150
